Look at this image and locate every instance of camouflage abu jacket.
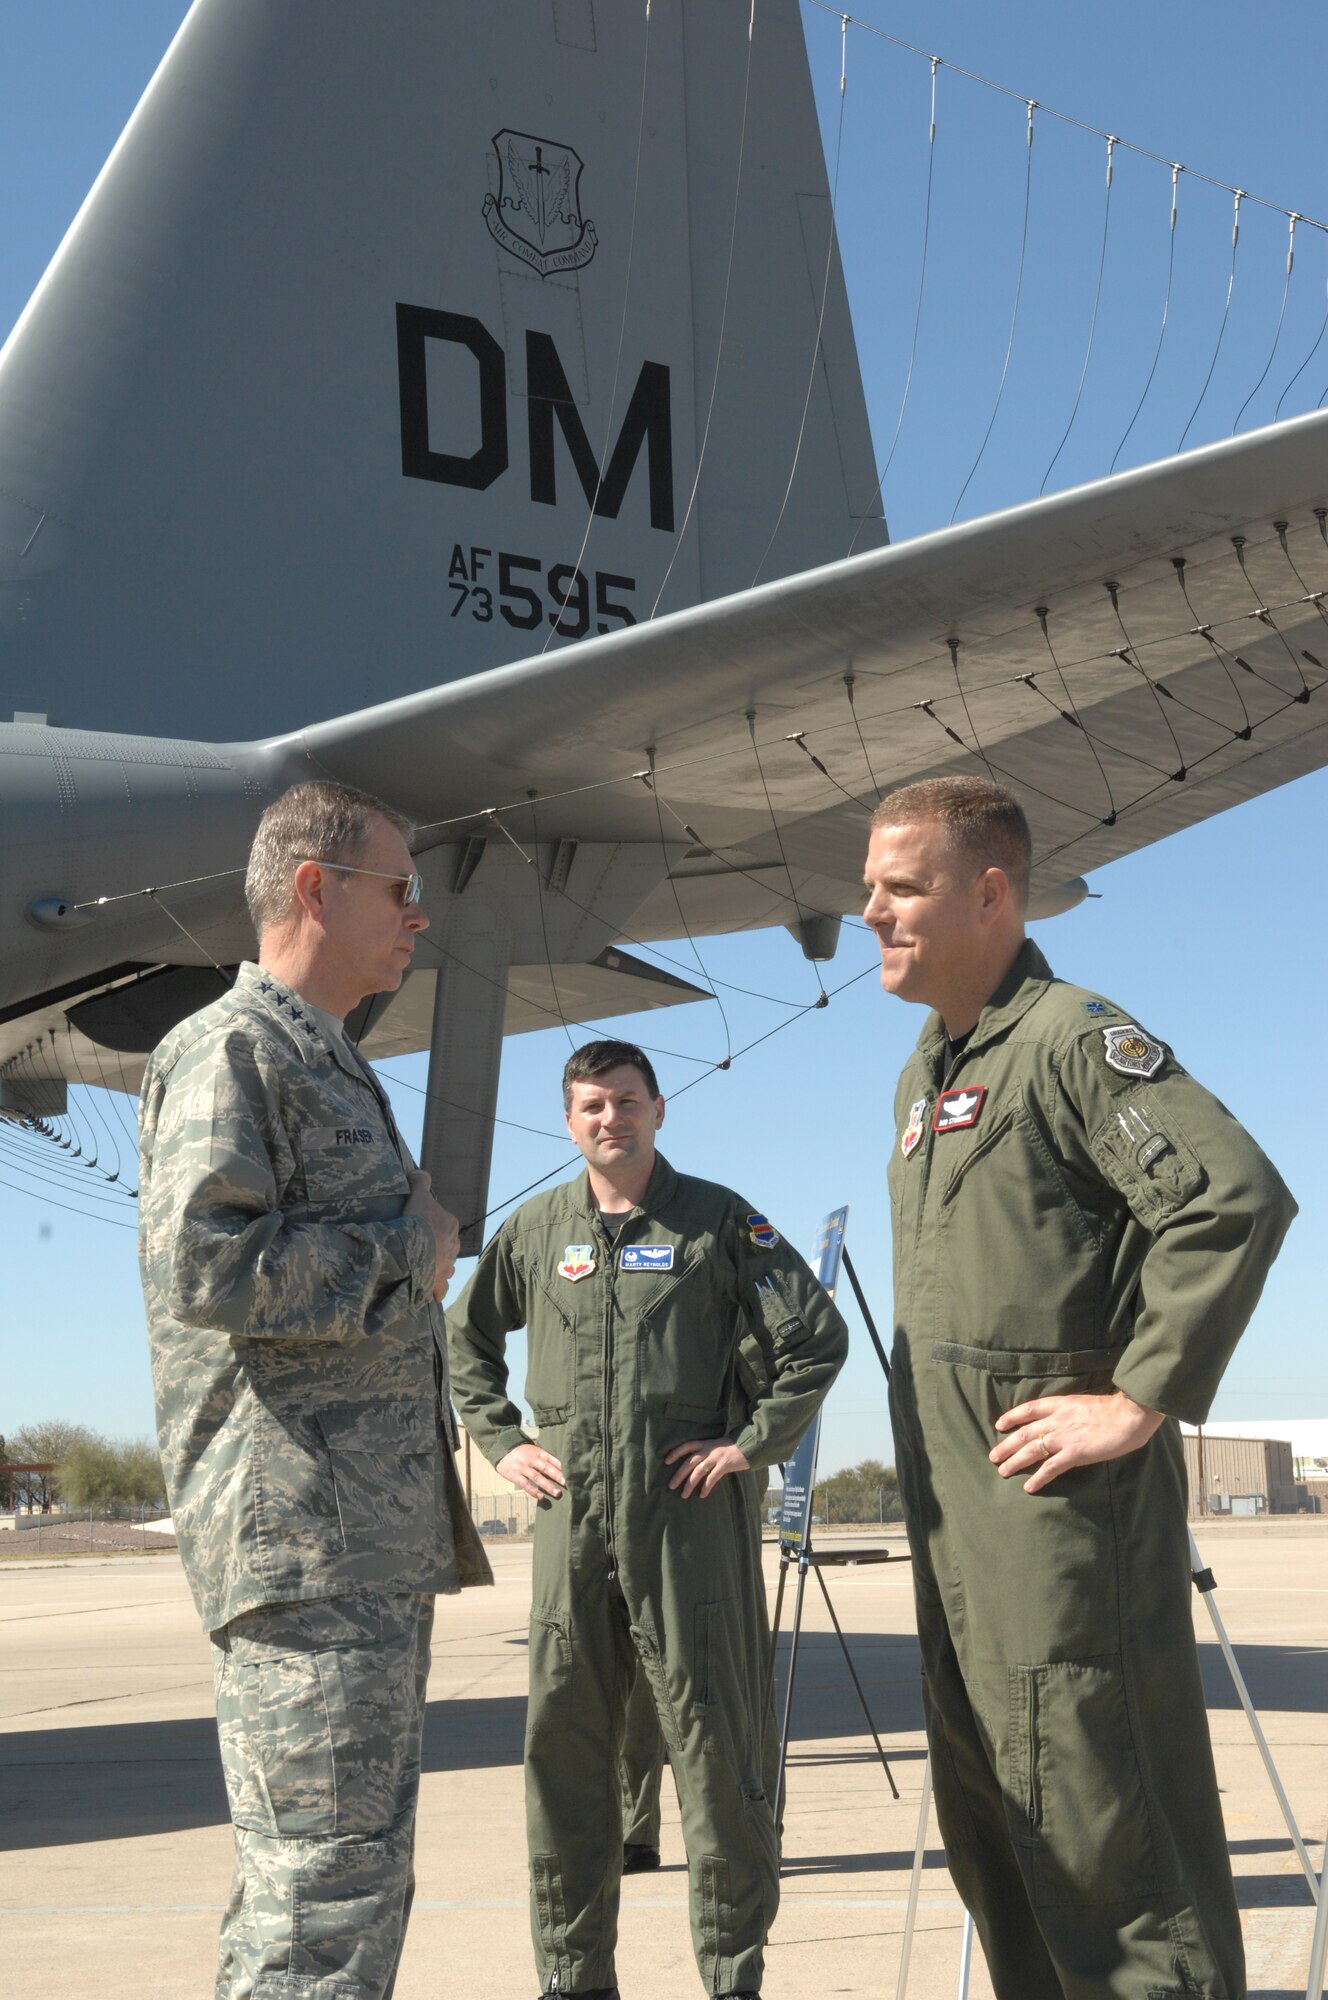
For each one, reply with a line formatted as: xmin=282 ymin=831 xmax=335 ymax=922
xmin=138 ymin=961 xmax=491 ymax=1632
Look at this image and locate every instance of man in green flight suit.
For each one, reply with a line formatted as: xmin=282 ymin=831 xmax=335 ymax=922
xmin=619 ymin=1664 xmax=668 ymax=1871
xmin=139 ymin=781 xmax=491 ymax=2000
xmin=865 ymin=775 xmax=1296 ymax=2000
xmin=447 ymin=1039 xmax=848 ymax=2000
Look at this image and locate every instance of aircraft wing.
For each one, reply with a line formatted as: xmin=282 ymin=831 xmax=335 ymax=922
xmin=5 ymin=404 xmax=1327 ymax=1234
xmin=280 ymin=402 xmax=1328 ymax=924
xmin=7 ymin=399 xmax=1328 ymax=1048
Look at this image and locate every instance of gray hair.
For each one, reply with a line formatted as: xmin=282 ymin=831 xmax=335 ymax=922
xmin=245 ymin=781 xmax=414 ymax=935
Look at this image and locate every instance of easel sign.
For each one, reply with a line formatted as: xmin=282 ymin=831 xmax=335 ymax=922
xmin=777 ymin=1205 xmax=847 ymax=1561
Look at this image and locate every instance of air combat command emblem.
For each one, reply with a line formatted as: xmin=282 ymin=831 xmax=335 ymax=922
xmin=483 ymin=130 xmax=598 ymax=276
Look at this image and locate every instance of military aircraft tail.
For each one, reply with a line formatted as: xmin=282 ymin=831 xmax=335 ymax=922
xmin=0 ymin=0 xmax=885 ymax=745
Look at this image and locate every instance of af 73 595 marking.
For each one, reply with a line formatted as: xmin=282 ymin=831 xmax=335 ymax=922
xmin=447 ymin=543 xmax=636 ymax=639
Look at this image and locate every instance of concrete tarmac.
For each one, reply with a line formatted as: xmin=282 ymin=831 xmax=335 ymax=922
xmin=1 ymin=1518 xmax=1324 ymax=1999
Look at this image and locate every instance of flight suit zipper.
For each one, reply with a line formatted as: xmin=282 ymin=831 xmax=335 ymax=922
xmin=1026 ymin=1673 xmax=1041 ymax=1827
xmin=911 ymin=1043 xmax=964 ymax=1264
xmin=907 ymin=1041 xmax=978 ymax=1343
xmin=597 ymin=1210 xmax=624 ymax=1583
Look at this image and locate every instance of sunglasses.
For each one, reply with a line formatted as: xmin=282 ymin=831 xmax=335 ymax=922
xmin=300 ymin=860 xmax=424 ymax=906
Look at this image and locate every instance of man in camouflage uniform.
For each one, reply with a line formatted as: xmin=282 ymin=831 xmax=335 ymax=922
xmin=139 ymin=780 xmax=491 ymax=2000
xmin=865 ymin=776 xmax=1296 ymax=1999
xmin=448 ymin=1039 xmax=847 ymax=2000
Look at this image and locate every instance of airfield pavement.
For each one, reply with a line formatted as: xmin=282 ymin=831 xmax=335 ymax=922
xmin=0 ymin=1516 xmax=1324 ymax=2000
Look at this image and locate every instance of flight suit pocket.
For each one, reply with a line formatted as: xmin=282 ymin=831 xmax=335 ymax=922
xmin=693 ymin=1598 xmax=754 ymax=1768
xmin=525 ymin=1293 xmax=576 ymax=1424
xmin=935 ymin=1098 xmax=1104 ymax=1347
xmin=1090 ymin=1091 xmax=1204 ymax=1226
xmin=927 ymin=1345 xmax=1129 ymax=1659
xmin=657 ymin=1399 xmax=728 ymax=1427
xmin=1008 ymin=1655 xmax=1160 ymax=1907
xmin=734 ymin=1329 xmax=772 ymax=1402
xmin=752 ymin=1269 xmax=813 ymax=1354
xmin=526 ymin=1607 xmax=573 ymax=1746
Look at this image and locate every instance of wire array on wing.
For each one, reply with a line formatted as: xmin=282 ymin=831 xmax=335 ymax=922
xmin=17 ymin=508 xmax=1326 ymax=1238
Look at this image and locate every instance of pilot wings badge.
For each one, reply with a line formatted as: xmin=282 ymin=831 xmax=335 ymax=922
xmin=483 ymin=130 xmax=598 ymax=276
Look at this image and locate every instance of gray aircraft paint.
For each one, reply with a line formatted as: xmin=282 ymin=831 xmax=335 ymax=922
xmin=3 ymin=1 xmax=1328 ymax=1240
xmin=0 ymin=0 xmax=883 ymax=741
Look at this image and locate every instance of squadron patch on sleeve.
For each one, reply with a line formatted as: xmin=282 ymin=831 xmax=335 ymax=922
xmin=1101 ymin=1024 xmax=1166 ymax=1079
xmin=557 ymin=1244 xmax=596 ymax=1281
xmin=746 ymin=1213 xmax=780 ymax=1250
xmin=933 ymin=1086 xmax=987 ymax=1133
xmin=900 ymin=1097 xmax=928 ymax=1159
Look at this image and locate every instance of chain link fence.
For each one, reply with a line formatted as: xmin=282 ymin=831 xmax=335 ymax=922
xmin=0 ymin=1504 xmax=174 ymax=1554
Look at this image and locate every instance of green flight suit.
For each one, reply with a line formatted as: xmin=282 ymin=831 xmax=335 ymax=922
xmin=139 ymin=962 xmax=491 ymax=2000
xmin=448 ymin=1155 xmax=848 ymax=1996
xmin=621 ymin=1660 xmax=666 ymax=1849
xmin=887 ymin=941 xmax=1296 ymax=2000
xmin=618 ymin=1471 xmax=778 ymax=1855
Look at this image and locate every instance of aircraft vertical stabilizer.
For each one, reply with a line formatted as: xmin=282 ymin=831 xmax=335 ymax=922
xmin=0 ymin=0 xmax=884 ymax=743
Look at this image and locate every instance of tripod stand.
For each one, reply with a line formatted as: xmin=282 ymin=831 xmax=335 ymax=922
xmin=764 ymin=1214 xmax=976 ymax=1989
xmin=766 ymin=1211 xmax=905 ymax=1831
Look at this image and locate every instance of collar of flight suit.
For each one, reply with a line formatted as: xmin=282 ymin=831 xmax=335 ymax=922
xmin=565 ymin=1148 xmax=682 ymax=1226
xmin=914 ymin=936 xmax=1055 ymax=1076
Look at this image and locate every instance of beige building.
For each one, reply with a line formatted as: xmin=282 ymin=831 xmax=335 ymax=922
xmin=456 ymin=1426 xmax=539 ymax=1536
xmin=1181 ymin=1430 xmax=1305 ymax=1517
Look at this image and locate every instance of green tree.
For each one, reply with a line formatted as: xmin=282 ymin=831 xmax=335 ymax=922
xmin=10 ymin=1419 xmax=97 ymax=1508
xmin=115 ymin=1439 xmax=168 ymax=1511
xmin=59 ymin=1437 xmax=121 ymax=1512
xmin=814 ymin=1457 xmax=902 ymax=1524
xmin=58 ymin=1437 xmax=167 ymax=1517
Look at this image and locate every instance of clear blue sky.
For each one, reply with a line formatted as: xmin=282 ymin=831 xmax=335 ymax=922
xmin=3 ymin=1 xmax=1326 ymax=1470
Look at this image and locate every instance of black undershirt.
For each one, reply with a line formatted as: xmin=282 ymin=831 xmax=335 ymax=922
xmin=595 ymin=1207 xmax=629 ymax=1250
xmin=946 ymin=1030 xmax=972 ymax=1072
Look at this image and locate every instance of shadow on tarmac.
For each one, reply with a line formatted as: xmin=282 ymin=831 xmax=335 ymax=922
xmin=2 ymin=1639 xmax=1323 ymax=1853
xmin=780 ymin=1846 xmax=950 ymax=1878
xmin=0 ymin=1694 xmax=528 ymax=1850
xmin=1233 ymin=1872 xmax=1317 ymax=1908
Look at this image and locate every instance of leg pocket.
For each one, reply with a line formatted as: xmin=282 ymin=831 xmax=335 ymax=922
xmin=218 ymin=1648 xmax=337 ymax=1836
xmin=287 ymin=1819 xmax=415 ymax=1985
xmin=693 ymin=1598 xmax=758 ymax=1772
xmin=1009 ymin=1655 xmax=1161 ymax=1908
xmin=219 ymin=1595 xmax=419 ymax=1838
xmin=525 ymin=1606 xmax=573 ymax=1750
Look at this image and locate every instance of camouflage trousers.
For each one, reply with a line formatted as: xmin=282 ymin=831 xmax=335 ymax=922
xmin=211 ymin=1590 xmax=433 ymax=2000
